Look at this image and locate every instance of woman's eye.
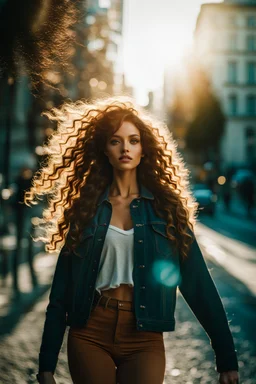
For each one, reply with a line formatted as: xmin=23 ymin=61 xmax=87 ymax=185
xmin=110 ymin=139 xmax=139 ymax=145
xmin=110 ymin=140 xmax=119 ymax=144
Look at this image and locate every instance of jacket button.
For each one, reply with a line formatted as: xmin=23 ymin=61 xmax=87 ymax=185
xmin=139 ymin=324 xmax=143 ymax=328
xmin=140 ymin=286 xmax=146 ymax=289
xmin=140 ymin=305 xmax=146 ymax=309
xmin=97 ymin=238 xmax=103 ymax=241
xmin=132 ymin=205 xmax=138 ymax=208
xmin=136 ymin=223 xmax=144 ymax=227
xmin=138 ymin=239 xmax=143 ymax=243
xmin=138 ymin=265 xmax=145 ymax=268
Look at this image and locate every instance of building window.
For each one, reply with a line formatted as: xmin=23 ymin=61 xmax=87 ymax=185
xmin=247 ymin=62 xmax=256 ymax=84
xmin=246 ymin=95 xmax=256 ymax=115
xmin=228 ymin=95 xmax=238 ymax=116
xmin=227 ymin=15 xmax=237 ymax=27
xmin=245 ymin=127 xmax=256 ymax=165
xmin=247 ymin=16 xmax=256 ymax=28
xmin=229 ymin=34 xmax=237 ymax=51
xmin=247 ymin=35 xmax=256 ymax=51
xmin=227 ymin=61 xmax=237 ymax=83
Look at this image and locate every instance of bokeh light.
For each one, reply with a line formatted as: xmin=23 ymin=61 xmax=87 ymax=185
xmin=218 ymin=176 xmax=226 ymax=185
xmin=152 ymin=260 xmax=180 ymax=287
xmin=89 ymin=78 xmax=99 ymax=87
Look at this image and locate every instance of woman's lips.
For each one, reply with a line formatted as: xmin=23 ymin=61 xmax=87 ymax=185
xmin=119 ymin=157 xmax=132 ymax=162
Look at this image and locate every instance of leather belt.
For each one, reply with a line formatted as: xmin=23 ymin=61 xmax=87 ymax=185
xmin=93 ymin=291 xmax=134 ymax=311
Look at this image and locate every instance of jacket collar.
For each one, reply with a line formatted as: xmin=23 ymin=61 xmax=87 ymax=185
xmin=97 ymin=182 xmax=154 ymax=206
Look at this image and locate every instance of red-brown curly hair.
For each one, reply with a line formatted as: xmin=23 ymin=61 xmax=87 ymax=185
xmin=24 ymin=95 xmax=198 ymax=260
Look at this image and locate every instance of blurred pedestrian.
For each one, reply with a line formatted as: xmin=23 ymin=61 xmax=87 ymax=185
xmin=13 ymin=166 xmax=36 ymax=293
xmin=238 ymin=177 xmax=255 ymax=219
xmin=222 ymin=179 xmax=232 ymax=212
xmin=25 ymin=96 xmax=239 ymax=384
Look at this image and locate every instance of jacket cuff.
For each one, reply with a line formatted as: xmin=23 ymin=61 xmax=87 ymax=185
xmin=216 ymin=351 xmax=239 ymax=373
xmin=39 ymin=352 xmax=58 ymax=374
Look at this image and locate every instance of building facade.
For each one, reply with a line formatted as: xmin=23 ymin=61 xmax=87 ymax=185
xmin=86 ymin=0 xmax=124 ymax=97
xmin=194 ymin=0 xmax=256 ymax=171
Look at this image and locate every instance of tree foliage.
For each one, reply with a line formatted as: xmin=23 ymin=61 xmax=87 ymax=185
xmin=0 ymin=0 xmax=80 ymax=88
xmin=169 ymin=62 xmax=225 ymax=157
xmin=185 ymin=67 xmax=225 ymax=153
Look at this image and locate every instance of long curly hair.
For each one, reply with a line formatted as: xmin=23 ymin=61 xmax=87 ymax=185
xmin=24 ymin=95 xmax=198 ymax=260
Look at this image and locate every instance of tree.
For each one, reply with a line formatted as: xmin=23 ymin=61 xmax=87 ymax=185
xmin=168 ymin=61 xmax=225 ymax=167
xmin=185 ymin=67 xmax=225 ymax=163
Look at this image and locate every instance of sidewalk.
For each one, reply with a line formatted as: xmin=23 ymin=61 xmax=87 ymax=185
xmin=196 ymin=223 xmax=256 ymax=298
xmin=0 ymin=243 xmax=57 ymax=335
xmin=196 ymin=197 xmax=256 ymax=300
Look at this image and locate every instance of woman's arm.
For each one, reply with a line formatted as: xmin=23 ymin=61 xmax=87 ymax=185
xmin=38 ymin=243 xmax=71 ymax=375
xmin=36 ymin=372 xmax=56 ymax=384
xmin=178 ymin=230 xmax=238 ymax=374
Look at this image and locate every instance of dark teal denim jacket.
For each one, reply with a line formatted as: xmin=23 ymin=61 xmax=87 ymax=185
xmin=39 ymin=184 xmax=238 ymax=374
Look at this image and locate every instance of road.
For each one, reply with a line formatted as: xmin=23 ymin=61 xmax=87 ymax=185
xmin=199 ymin=199 xmax=256 ymax=248
xmin=0 ymin=215 xmax=255 ymax=384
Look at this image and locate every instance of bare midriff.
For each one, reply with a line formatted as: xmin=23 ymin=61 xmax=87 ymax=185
xmin=101 ymin=284 xmax=134 ymax=302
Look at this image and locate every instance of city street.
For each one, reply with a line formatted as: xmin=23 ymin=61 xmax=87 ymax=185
xmin=199 ymin=198 xmax=256 ymax=248
xmin=0 ymin=216 xmax=255 ymax=384
xmin=0 ymin=0 xmax=255 ymax=383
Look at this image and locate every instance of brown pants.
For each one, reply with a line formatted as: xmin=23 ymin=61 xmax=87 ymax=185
xmin=67 ymin=294 xmax=166 ymax=384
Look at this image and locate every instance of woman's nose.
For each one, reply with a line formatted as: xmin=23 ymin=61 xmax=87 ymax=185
xmin=121 ymin=146 xmax=129 ymax=153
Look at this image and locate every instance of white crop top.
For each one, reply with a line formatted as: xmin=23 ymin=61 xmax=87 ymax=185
xmin=95 ymin=224 xmax=134 ymax=294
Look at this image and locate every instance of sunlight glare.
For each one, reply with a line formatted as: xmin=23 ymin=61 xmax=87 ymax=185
xmin=124 ymin=20 xmax=193 ymax=103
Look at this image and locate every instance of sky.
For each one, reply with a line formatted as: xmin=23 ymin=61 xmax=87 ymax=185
xmin=122 ymin=0 xmax=222 ymax=104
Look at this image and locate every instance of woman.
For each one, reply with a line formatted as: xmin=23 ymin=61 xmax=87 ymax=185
xmin=25 ymin=96 xmax=239 ymax=384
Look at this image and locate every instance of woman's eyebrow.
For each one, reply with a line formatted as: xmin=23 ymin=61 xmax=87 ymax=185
xmin=111 ymin=134 xmax=140 ymax=138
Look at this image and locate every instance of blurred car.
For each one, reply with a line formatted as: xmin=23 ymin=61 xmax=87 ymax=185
xmin=191 ymin=183 xmax=217 ymax=216
xmin=231 ymin=169 xmax=255 ymax=188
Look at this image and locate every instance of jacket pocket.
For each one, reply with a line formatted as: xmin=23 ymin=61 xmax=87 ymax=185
xmin=74 ymin=225 xmax=96 ymax=259
xmin=151 ymin=223 xmax=174 ymax=258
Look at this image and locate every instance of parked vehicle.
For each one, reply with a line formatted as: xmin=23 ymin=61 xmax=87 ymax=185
xmin=191 ymin=183 xmax=217 ymax=216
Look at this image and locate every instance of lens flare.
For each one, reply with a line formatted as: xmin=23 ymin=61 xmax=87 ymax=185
xmin=152 ymin=260 xmax=180 ymax=287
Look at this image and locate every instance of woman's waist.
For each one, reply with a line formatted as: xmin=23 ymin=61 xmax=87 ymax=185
xmin=98 ymin=283 xmax=134 ymax=302
xmin=93 ymin=290 xmax=134 ymax=312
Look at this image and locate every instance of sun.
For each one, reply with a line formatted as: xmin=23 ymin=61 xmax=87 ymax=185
xmin=161 ymin=25 xmax=193 ymax=69
xmin=123 ymin=19 xmax=193 ymax=104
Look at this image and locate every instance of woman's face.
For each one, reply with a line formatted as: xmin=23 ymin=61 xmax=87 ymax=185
xmin=104 ymin=121 xmax=144 ymax=171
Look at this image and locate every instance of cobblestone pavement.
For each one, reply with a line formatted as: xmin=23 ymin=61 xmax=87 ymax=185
xmin=0 ymin=260 xmax=255 ymax=384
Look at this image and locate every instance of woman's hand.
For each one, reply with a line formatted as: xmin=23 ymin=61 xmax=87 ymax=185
xmin=219 ymin=370 xmax=239 ymax=384
xmin=37 ymin=372 xmax=56 ymax=384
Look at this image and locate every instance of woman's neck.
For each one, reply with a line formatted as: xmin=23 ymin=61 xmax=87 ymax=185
xmin=109 ymin=179 xmax=140 ymax=199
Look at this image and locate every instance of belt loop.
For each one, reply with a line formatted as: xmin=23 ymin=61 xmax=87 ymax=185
xmin=94 ymin=292 xmax=103 ymax=308
xmin=104 ymin=296 xmax=112 ymax=309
